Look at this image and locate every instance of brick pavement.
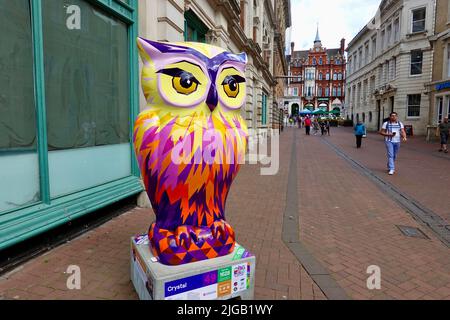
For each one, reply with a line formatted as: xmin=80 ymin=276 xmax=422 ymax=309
xmin=1 ymin=126 xmax=449 ymax=300
xmin=296 ymin=127 xmax=450 ymax=300
xmin=0 ymin=128 xmax=325 ymax=300
xmin=327 ymin=127 xmax=450 ymax=223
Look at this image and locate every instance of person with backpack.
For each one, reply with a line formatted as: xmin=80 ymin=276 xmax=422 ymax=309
xmin=354 ymin=121 xmax=366 ymax=149
xmin=379 ymin=112 xmax=407 ymax=175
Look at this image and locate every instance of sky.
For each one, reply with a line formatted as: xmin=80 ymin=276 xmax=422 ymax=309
xmin=287 ymin=0 xmax=381 ymax=53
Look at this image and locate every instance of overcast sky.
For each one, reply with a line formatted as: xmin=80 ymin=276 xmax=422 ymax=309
xmin=287 ymin=0 xmax=381 ymax=52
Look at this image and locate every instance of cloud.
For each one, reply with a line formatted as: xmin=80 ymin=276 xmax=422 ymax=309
xmin=288 ymin=0 xmax=381 ymax=52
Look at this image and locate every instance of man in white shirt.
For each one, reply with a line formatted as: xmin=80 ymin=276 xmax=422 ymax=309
xmin=379 ymin=112 xmax=407 ymax=175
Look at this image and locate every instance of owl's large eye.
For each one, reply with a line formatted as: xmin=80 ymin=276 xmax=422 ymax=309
xmin=158 ymin=68 xmax=201 ymax=95
xmin=173 ymin=71 xmax=200 ymax=95
xmin=222 ymin=75 xmax=245 ymax=98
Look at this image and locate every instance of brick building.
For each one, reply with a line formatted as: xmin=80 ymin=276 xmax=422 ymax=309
xmin=285 ymin=28 xmax=346 ymax=117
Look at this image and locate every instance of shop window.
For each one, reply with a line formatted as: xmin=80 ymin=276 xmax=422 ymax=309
xmin=42 ymin=0 xmax=132 ymax=197
xmin=407 ymin=94 xmax=421 ymax=117
xmin=0 ymin=0 xmax=40 ymax=212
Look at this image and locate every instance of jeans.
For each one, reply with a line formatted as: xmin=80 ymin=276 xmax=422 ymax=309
xmin=385 ymin=140 xmax=400 ymax=171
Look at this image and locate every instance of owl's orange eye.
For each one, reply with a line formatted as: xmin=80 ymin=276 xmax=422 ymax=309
xmin=173 ymin=73 xmax=199 ymax=95
xmin=158 ymin=68 xmax=201 ymax=95
xmin=222 ymin=75 xmax=245 ymax=98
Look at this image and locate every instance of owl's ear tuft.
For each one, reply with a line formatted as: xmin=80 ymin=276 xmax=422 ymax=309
xmin=137 ymin=37 xmax=162 ymax=64
xmin=238 ymin=52 xmax=248 ymax=65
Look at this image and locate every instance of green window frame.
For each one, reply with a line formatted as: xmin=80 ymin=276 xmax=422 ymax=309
xmin=184 ymin=10 xmax=208 ymax=43
xmin=0 ymin=0 xmax=142 ymax=250
xmin=262 ymin=93 xmax=267 ymax=126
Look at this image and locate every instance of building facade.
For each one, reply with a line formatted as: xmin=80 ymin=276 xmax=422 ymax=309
xmin=345 ymin=0 xmax=435 ymax=135
xmin=0 ymin=0 xmax=291 ymax=250
xmin=425 ymin=0 xmax=450 ymax=140
xmin=285 ymin=29 xmax=346 ymax=117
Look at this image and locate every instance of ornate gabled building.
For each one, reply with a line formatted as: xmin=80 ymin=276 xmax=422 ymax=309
xmin=285 ymin=28 xmax=346 ymax=117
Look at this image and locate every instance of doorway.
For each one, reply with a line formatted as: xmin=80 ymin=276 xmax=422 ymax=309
xmin=291 ymin=103 xmax=300 ymax=117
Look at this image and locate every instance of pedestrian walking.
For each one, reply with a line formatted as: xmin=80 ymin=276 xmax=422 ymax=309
xmin=312 ymin=119 xmax=320 ymax=135
xmin=319 ymin=120 xmax=326 ymax=136
xmin=354 ymin=121 xmax=366 ymax=149
xmin=304 ymin=116 xmax=311 ymax=135
xmin=379 ymin=112 xmax=407 ymax=175
xmin=325 ymin=119 xmax=331 ymax=136
xmin=437 ymin=117 xmax=449 ymax=153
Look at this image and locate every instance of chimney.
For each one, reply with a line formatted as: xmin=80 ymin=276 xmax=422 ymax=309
xmin=340 ymin=38 xmax=345 ymax=55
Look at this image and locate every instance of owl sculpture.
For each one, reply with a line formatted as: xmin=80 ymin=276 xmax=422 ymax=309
xmin=133 ymin=38 xmax=249 ymax=265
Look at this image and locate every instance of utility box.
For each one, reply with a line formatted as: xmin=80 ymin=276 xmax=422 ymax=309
xmin=130 ymin=235 xmax=256 ymax=300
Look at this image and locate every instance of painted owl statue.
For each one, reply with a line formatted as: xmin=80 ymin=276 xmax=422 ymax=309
xmin=133 ymin=37 xmax=249 ymax=266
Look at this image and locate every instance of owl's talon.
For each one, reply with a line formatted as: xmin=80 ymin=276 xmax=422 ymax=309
xmin=149 ymin=222 xmax=236 ymax=265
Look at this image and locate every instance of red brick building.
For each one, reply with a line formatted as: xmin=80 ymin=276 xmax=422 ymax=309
xmin=286 ymin=28 xmax=347 ymax=116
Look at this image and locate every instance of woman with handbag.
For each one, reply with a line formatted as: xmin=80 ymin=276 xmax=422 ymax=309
xmin=354 ymin=121 xmax=366 ymax=149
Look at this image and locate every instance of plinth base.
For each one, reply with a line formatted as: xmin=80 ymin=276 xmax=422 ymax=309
xmin=130 ymin=235 xmax=256 ymax=300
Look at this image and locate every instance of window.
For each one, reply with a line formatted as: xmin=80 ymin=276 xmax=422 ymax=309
xmin=412 ymin=7 xmax=426 ymax=33
xmin=335 ymin=59 xmax=341 ymax=65
xmin=318 ymin=87 xmax=323 ymax=97
xmin=325 ymin=87 xmax=330 ymax=97
xmin=261 ymin=93 xmax=267 ymax=125
xmin=185 ymin=10 xmax=208 ymax=43
xmin=369 ymin=111 xmax=373 ymax=122
xmin=319 ymin=57 xmax=323 ymax=65
xmin=333 ymin=73 xmax=337 ymax=81
xmin=348 ymin=57 xmax=352 ymax=74
xmin=319 ymin=73 xmax=323 ymax=80
xmin=363 ymin=81 xmax=368 ymax=103
xmin=386 ymin=24 xmax=392 ymax=46
xmin=338 ymin=73 xmax=343 ymax=80
xmin=447 ymin=45 xmax=450 ymax=78
xmin=392 ymin=57 xmax=397 ymax=80
xmin=359 ymin=48 xmax=363 ymax=68
xmin=365 ymin=43 xmax=369 ymax=64
xmin=437 ymin=97 xmax=443 ymax=123
xmin=326 ymin=73 xmax=330 ymax=80
xmin=372 ymin=37 xmax=377 ymax=59
xmin=410 ymin=50 xmax=423 ymax=75
xmin=43 ymin=0 xmax=132 ymax=197
xmin=0 ymin=0 xmax=140 ymax=241
xmin=362 ymin=112 xmax=366 ymax=123
xmin=313 ymin=58 xmax=317 ymax=65
xmin=332 ymin=87 xmax=337 ymax=97
xmin=0 ymin=0 xmax=39 ymax=211
xmin=407 ymin=94 xmax=421 ymax=117
xmin=381 ymin=29 xmax=385 ymax=50
xmin=394 ymin=18 xmax=400 ymax=42
xmin=293 ymin=88 xmax=298 ymax=96
xmin=337 ymin=87 xmax=342 ymax=96
xmin=357 ymin=83 xmax=361 ymax=104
